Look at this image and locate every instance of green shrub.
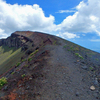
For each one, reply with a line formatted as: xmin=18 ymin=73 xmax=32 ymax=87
xmin=21 ymin=74 xmax=25 ymax=78
xmin=0 ymin=77 xmax=7 ymax=89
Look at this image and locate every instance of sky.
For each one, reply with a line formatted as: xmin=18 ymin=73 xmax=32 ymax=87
xmin=0 ymin=0 xmax=100 ymax=53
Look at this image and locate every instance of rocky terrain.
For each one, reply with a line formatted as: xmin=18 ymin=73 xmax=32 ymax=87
xmin=0 ymin=31 xmax=100 ymax=100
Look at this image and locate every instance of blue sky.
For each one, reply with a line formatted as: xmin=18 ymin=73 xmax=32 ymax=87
xmin=0 ymin=0 xmax=100 ymax=53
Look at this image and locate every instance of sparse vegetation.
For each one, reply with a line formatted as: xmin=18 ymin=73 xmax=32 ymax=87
xmin=28 ymin=58 xmax=32 ymax=62
xmin=16 ymin=62 xmax=21 ymax=67
xmin=75 ymin=53 xmax=84 ymax=59
xmin=11 ymin=72 xmax=15 ymax=75
xmin=63 ymin=45 xmax=67 ymax=48
xmin=95 ymin=58 xmax=99 ymax=61
xmin=0 ymin=77 xmax=7 ymax=89
xmin=53 ymin=41 xmax=57 ymax=45
xmin=22 ymin=59 xmax=27 ymax=62
xmin=24 ymin=65 xmax=28 ymax=67
xmin=73 ymin=47 xmax=79 ymax=51
xmin=0 ymin=47 xmax=24 ymax=75
xmin=89 ymin=67 xmax=93 ymax=70
xmin=30 ymin=50 xmax=39 ymax=56
xmin=21 ymin=74 xmax=25 ymax=78
xmin=70 ymin=47 xmax=73 ymax=51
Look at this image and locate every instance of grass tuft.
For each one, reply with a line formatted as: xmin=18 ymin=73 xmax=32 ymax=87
xmin=0 ymin=77 xmax=7 ymax=89
xmin=30 ymin=50 xmax=39 ymax=56
xmin=75 ymin=53 xmax=84 ymax=59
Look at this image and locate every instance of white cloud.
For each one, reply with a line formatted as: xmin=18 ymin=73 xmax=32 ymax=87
xmin=56 ymin=10 xmax=76 ymax=13
xmin=0 ymin=29 xmax=8 ymax=38
xmin=57 ymin=32 xmax=79 ymax=39
xmin=0 ymin=0 xmax=56 ymax=38
xmin=57 ymin=0 xmax=100 ymax=36
xmin=0 ymin=0 xmax=100 ymax=40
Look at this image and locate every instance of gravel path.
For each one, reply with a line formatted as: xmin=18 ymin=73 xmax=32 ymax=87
xmin=37 ymin=43 xmax=99 ymax=100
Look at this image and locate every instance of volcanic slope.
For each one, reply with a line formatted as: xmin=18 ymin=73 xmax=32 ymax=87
xmin=0 ymin=31 xmax=100 ymax=100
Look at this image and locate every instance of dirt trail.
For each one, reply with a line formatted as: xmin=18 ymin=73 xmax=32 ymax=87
xmin=38 ymin=43 xmax=99 ymax=100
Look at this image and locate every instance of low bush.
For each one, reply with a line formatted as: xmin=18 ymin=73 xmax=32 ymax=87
xmin=0 ymin=77 xmax=7 ymax=89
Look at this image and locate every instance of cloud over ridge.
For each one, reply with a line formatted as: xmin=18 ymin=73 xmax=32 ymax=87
xmin=0 ymin=0 xmax=100 ymax=39
xmin=0 ymin=0 xmax=56 ymax=38
xmin=57 ymin=0 xmax=100 ymax=36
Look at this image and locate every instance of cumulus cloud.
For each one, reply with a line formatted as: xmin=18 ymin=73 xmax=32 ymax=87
xmin=0 ymin=29 xmax=8 ymax=38
xmin=0 ymin=0 xmax=100 ymax=39
xmin=56 ymin=32 xmax=79 ymax=39
xmin=0 ymin=0 xmax=56 ymax=38
xmin=57 ymin=0 xmax=100 ymax=36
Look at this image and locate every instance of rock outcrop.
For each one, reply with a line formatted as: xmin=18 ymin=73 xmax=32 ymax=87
xmin=0 ymin=31 xmax=33 ymax=48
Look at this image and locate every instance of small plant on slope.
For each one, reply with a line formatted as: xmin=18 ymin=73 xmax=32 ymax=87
xmin=21 ymin=74 xmax=25 ymax=78
xmin=75 ymin=53 xmax=84 ymax=59
xmin=16 ymin=62 xmax=21 ymax=67
xmin=28 ymin=57 xmax=32 ymax=62
xmin=30 ymin=50 xmax=39 ymax=56
xmin=0 ymin=77 xmax=7 ymax=89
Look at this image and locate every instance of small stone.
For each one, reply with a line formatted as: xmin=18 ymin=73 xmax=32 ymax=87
xmin=82 ymin=66 xmax=88 ymax=70
xmin=90 ymin=86 xmax=95 ymax=91
xmin=93 ymin=78 xmax=99 ymax=86
xmin=57 ymin=58 xmax=59 ymax=61
xmin=4 ymin=85 xmax=8 ymax=91
xmin=29 ymin=77 xmax=32 ymax=80
xmin=19 ymin=84 xmax=22 ymax=87
xmin=26 ymin=86 xmax=30 ymax=90
xmin=75 ymin=92 xmax=79 ymax=96
xmin=81 ymin=61 xmax=85 ymax=64
xmin=77 ymin=60 xmax=79 ymax=62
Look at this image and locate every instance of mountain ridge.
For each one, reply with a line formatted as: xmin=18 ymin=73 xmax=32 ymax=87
xmin=0 ymin=31 xmax=100 ymax=100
